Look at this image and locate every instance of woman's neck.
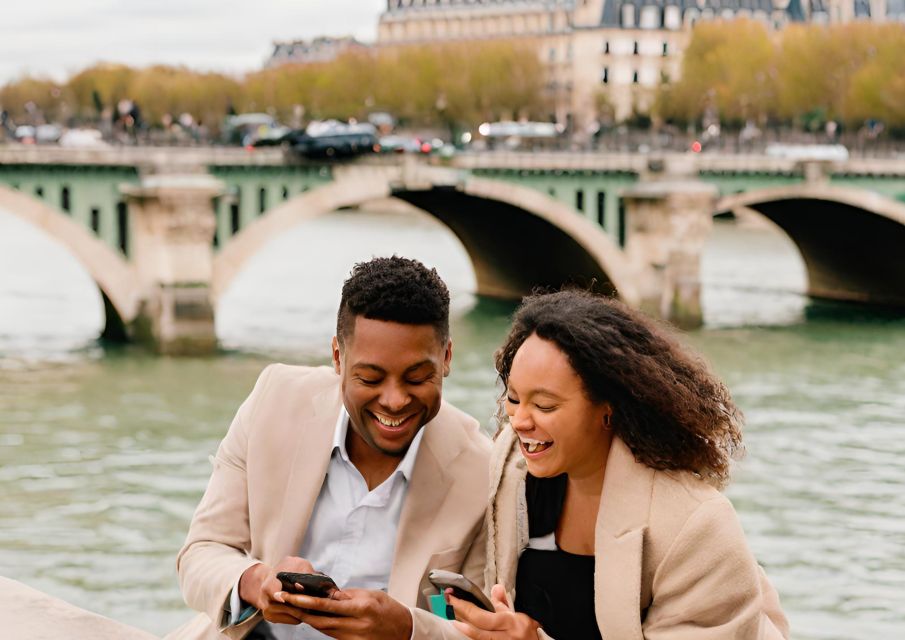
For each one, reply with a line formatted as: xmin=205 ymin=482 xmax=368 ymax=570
xmin=555 ymin=438 xmax=611 ymax=555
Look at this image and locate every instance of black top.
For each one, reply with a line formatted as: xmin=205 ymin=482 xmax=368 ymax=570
xmin=514 ymin=474 xmax=602 ymax=640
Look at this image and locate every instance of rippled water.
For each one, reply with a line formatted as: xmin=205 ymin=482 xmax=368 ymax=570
xmin=1 ymin=207 xmax=904 ymax=638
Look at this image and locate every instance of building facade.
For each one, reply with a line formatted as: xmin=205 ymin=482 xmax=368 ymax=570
xmin=377 ymin=0 xmax=905 ymax=134
xmin=267 ymin=36 xmax=369 ymax=68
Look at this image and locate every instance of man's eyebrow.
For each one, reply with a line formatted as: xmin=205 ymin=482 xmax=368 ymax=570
xmin=404 ymin=360 xmax=435 ymax=373
xmin=351 ymin=360 xmax=435 ymax=374
xmin=352 ymin=364 xmax=386 ymax=374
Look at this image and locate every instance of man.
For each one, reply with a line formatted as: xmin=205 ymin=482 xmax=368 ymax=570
xmin=168 ymin=257 xmax=490 ymax=640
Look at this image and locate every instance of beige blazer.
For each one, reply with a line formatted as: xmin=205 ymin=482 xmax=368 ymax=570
xmin=166 ymin=364 xmax=490 ymax=640
xmin=484 ymin=426 xmax=790 ymax=640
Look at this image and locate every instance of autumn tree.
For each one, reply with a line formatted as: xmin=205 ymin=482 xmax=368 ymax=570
xmin=657 ymin=19 xmax=775 ymax=126
xmin=0 ymin=76 xmax=68 ymax=124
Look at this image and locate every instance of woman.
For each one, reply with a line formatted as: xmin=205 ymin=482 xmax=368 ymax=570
xmin=449 ymin=290 xmax=789 ymax=640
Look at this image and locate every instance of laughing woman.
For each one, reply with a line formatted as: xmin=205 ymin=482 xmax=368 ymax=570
xmin=449 ymin=290 xmax=789 ymax=640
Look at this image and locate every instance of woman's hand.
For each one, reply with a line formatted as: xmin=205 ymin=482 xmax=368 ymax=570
xmin=449 ymin=584 xmax=541 ymax=640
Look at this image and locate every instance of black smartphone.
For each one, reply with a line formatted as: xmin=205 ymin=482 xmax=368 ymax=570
xmin=276 ymin=571 xmax=339 ymax=598
xmin=428 ymin=569 xmax=494 ymax=612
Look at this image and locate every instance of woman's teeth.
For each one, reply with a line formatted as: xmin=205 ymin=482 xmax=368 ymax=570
xmin=523 ymin=440 xmax=552 ymax=453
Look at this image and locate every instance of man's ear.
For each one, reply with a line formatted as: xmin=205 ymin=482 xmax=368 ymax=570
xmin=332 ymin=336 xmax=342 ymax=374
xmin=443 ymin=339 xmax=453 ymax=377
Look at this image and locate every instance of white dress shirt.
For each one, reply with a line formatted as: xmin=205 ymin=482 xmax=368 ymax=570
xmin=229 ymin=405 xmax=426 ymax=639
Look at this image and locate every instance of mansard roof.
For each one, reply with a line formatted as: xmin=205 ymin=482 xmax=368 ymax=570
xmin=599 ymin=0 xmax=841 ymax=26
xmin=384 ymin=0 xmax=904 ymax=21
xmin=386 ymin=0 xmax=575 ymax=9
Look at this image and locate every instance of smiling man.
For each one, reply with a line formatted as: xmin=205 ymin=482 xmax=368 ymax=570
xmin=169 ymin=257 xmax=490 ymax=640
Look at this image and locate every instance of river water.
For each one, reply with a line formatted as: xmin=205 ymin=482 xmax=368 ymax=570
xmin=1 ymin=206 xmax=903 ymax=639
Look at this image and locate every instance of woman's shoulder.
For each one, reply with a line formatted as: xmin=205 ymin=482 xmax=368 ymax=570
xmin=647 ymin=468 xmax=739 ymax=548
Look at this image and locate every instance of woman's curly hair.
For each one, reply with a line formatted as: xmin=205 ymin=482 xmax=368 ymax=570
xmin=494 ymin=289 xmax=744 ymax=489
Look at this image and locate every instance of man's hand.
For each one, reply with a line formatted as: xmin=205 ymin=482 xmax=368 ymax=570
xmin=449 ymin=584 xmax=541 ymax=640
xmin=238 ymin=556 xmax=318 ymax=625
xmin=276 ymin=588 xmax=413 ymax=640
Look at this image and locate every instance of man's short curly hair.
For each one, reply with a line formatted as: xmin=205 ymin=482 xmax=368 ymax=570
xmin=336 ymin=256 xmax=450 ymax=347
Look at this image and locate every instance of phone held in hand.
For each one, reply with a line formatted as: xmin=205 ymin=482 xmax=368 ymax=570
xmin=428 ymin=569 xmax=494 ymax=612
xmin=276 ymin=571 xmax=339 ymax=598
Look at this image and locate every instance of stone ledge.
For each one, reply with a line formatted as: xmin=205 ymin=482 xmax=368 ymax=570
xmin=0 ymin=577 xmax=159 ymax=639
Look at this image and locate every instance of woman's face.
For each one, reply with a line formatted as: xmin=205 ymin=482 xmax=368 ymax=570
xmin=505 ymin=333 xmax=612 ymax=480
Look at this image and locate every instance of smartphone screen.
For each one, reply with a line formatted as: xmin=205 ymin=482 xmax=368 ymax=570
xmin=276 ymin=572 xmax=338 ymax=598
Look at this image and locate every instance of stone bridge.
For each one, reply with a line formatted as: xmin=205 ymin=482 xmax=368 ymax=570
xmin=2 ymin=147 xmax=905 ymax=353
xmin=716 ymin=185 xmax=905 ymax=306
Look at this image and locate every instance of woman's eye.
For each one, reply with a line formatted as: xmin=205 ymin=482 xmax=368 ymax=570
xmin=535 ymin=404 xmax=555 ymax=412
xmin=506 ymin=396 xmax=519 ymax=405
xmin=359 ymin=378 xmax=380 ymax=386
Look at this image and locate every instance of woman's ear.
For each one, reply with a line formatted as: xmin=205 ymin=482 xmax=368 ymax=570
xmin=602 ymin=402 xmax=613 ymax=430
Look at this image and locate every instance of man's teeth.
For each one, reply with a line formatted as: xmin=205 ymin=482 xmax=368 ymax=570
xmin=375 ymin=414 xmax=406 ymax=427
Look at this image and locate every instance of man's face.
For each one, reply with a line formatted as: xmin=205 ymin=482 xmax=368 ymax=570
xmin=332 ymin=317 xmax=452 ymax=457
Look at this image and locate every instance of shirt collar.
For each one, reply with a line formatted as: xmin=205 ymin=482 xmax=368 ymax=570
xmin=332 ymin=405 xmax=427 ymax=482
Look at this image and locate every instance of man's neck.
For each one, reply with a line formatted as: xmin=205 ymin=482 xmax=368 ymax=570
xmin=345 ymin=429 xmax=404 ymax=491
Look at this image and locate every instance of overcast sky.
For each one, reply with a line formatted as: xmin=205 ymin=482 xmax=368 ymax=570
xmin=0 ymin=1 xmax=387 ymax=84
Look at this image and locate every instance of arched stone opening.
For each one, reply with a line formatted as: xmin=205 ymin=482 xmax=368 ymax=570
xmin=0 ymin=185 xmax=141 ymax=341
xmin=212 ymin=169 xmax=637 ymax=307
xmin=394 ymin=188 xmax=619 ymax=299
xmin=715 ymin=186 xmax=905 ymax=307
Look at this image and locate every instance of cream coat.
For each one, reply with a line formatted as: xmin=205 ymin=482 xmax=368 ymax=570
xmin=166 ymin=364 xmax=490 ymax=640
xmin=483 ymin=426 xmax=790 ymax=640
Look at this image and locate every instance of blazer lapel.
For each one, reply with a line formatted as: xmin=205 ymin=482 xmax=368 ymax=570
xmin=272 ymin=382 xmax=341 ymax=562
xmin=596 ymin=437 xmax=654 ymax=640
xmin=387 ymin=419 xmax=452 ymax=606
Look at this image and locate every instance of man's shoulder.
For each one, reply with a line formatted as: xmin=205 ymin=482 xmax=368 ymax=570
xmin=257 ymin=363 xmax=337 ymax=394
xmin=429 ymin=400 xmax=492 ymax=461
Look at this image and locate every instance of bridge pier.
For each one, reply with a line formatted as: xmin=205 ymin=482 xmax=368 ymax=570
xmin=621 ymin=179 xmax=717 ymax=329
xmin=122 ymin=175 xmax=223 ymax=355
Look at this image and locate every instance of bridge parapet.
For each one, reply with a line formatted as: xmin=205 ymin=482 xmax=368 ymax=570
xmin=2 ymin=145 xmax=904 ymax=179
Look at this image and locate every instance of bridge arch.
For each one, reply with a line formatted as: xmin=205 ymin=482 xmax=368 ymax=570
xmin=715 ymin=185 xmax=905 ymax=306
xmin=212 ymin=165 xmax=639 ymax=306
xmin=0 ymin=185 xmax=142 ymax=339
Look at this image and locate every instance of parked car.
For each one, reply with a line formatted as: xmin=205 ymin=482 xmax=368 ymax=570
xmin=251 ymin=125 xmax=291 ymax=147
xmin=282 ymin=121 xmax=378 ymax=159
xmin=59 ymin=128 xmax=109 ymax=148
xmin=224 ymin=113 xmax=284 ymax=147
xmin=14 ymin=125 xmax=36 ymax=144
xmin=36 ymin=124 xmax=63 ymax=144
xmin=377 ymin=135 xmax=425 ymax=154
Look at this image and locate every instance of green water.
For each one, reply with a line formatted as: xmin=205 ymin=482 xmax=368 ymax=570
xmin=1 ymin=210 xmax=903 ymax=638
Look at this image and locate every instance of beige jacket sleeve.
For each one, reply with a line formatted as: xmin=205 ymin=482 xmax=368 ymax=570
xmin=175 ymin=367 xmax=276 ymax=638
xmin=410 ymin=514 xmax=488 ymax=640
xmin=643 ymin=497 xmax=790 ymax=640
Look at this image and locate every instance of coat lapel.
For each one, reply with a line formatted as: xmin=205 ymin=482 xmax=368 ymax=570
xmin=488 ymin=427 xmax=528 ymax=594
xmin=387 ymin=416 xmax=453 ymax=605
xmin=596 ymin=437 xmax=654 ymax=640
xmin=272 ymin=382 xmax=341 ymax=562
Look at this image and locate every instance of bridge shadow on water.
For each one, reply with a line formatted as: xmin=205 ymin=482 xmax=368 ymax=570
xmin=802 ymin=298 xmax=905 ymax=326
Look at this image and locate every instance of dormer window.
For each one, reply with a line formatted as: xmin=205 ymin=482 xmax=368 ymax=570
xmin=622 ymin=4 xmax=636 ymax=27
xmin=664 ymin=5 xmax=681 ymax=29
xmin=640 ymin=5 xmax=660 ymax=29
